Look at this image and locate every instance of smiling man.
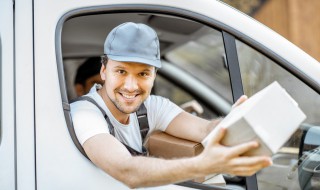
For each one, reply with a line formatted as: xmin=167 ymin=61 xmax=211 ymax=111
xmin=98 ymin=60 xmax=155 ymax=123
xmin=70 ymin=22 xmax=272 ymax=188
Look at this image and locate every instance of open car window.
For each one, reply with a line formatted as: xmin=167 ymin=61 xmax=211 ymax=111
xmin=62 ymin=12 xmax=237 ymax=189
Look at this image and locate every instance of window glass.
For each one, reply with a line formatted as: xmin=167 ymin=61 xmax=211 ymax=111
xmin=154 ymin=75 xmax=219 ymax=119
xmin=165 ymin=27 xmax=233 ymax=103
xmin=236 ymin=39 xmax=320 ymax=190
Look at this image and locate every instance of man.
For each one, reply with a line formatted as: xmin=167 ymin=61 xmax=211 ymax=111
xmin=74 ymin=57 xmax=104 ymax=96
xmin=71 ymin=22 xmax=272 ymax=188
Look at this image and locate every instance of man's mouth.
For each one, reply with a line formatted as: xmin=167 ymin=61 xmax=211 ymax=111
xmin=121 ymin=93 xmax=137 ymax=99
xmin=116 ymin=88 xmax=144 ymax=102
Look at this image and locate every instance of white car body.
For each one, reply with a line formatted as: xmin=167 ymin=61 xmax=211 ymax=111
xmin=0 ymin=0 xmax=319 ymax=190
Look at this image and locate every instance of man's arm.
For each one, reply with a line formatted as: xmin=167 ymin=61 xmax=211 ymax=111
xmin=164 ymin=111 xmax=216 ymax=142
xmin=83 ymin=126 xmax=271 ymax=189
xmin=165 ymin=95 xmax=248 ymax=142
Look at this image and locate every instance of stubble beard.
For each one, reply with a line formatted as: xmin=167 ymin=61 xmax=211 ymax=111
xmin=107 ymin=88 xmax=146 ymax=114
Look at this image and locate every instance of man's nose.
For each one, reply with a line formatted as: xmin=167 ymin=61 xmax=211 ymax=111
xmin=123 ymin=75 xmax=138 ymax=91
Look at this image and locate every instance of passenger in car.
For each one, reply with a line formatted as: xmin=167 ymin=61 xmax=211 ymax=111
xmin=74 ymin=57 xmax=104 ymax=96
xmin=70 ymin=22 xmax=272 ymax=188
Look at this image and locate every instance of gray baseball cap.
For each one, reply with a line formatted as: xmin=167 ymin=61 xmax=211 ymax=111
xmin=104 ymin=22 xmax=161 ymax=68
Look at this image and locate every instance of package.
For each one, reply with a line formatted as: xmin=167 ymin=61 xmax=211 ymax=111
xmin=148 ymin=132 xmax=226 ymax=186
xmin=202 ymin=81 xmax=306 ymax=156
xmin=148 ymin=132 xmax=203 ymax=159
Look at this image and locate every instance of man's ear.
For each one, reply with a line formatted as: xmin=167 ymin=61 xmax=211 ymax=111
xmin=75 ymin=84 xmax=85 ymax=97
xmin=152 ymin=68 xmax=157 ymax=81
xmin=100 ymin=64 xmax=106 ymax=81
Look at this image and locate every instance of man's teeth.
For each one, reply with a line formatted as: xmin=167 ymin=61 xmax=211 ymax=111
xmin=122 ymin=94 xmax=135 ymax=99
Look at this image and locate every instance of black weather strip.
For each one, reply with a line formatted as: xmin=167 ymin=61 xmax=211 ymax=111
xmin=222 ymin=31 xmax=258 ymax=190
xmin=222 ymin=31 xmax=243 ymax=102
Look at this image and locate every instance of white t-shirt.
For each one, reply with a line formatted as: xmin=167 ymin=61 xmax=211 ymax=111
xmin=70 ymin=84 xmax=183 ymax=152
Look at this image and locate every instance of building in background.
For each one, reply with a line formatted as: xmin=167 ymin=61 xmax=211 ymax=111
xmin=223 ymin=0 xmax=320 ymax=62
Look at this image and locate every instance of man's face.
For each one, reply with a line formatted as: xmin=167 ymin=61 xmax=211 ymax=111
xmin=100 ymin=59 xmax=156 ymax=114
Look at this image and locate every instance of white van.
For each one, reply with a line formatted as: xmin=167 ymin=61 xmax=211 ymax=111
xmin=1 ymin=0 xmax=320 ymax=189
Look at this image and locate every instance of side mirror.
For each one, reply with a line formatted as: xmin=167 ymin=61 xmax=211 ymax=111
xmin=298 ymin=124 xmax=320 ymax=190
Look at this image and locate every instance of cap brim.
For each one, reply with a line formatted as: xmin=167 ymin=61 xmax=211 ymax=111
xmin=107 ymin=54 xmax=162 ymax=68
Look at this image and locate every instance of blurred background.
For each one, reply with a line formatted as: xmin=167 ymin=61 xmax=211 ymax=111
xmin=222 ymin=0 xmax=320 ymax=62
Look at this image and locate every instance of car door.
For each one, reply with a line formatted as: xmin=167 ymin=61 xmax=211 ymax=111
xmin=34 ymin=0 xmax=320 ymax=190
xmin=35 ymin=1 xmax=233 ymax=190
xmin=0 ymin=0 xmax=15 ymax=189
xmin=34 ymin=1 xmax=245 ymax=189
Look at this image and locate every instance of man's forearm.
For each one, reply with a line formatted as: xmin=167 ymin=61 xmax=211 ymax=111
xmin=119 ymin=118 xmax=224 ymax=188
xmin=86 ymin=127 xmax=272 ymax=189
xmin=111 ymin=155 xmax=206 ymax=188
xmin=165 ymin=112 xmax=222 ymax=143
xmin=85 ymin=134 xmax=209 ymax=188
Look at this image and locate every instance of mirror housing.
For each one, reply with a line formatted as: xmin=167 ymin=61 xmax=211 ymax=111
xmin=298 ymin=124 xmax=320 ymax=190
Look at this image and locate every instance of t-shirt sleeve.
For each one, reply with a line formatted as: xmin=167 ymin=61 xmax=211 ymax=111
xmin=70 ymin=101 xmax=109 ymax=145
xmin=145 ymin=95 xmax=184 ymax=132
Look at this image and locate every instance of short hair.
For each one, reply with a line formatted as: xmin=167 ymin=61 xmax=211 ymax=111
xmin=101 ymin=55 xmax=108 ymax=66
xmin=74 ymin=57 xmax=102 ymax=85
xmin=101 ymin=54 xmax=158 ymax=73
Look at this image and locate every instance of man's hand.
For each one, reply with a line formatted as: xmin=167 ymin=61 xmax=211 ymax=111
xmin=197 ymin=126 xmax=272 ymax=176
xmin=232 ymin=95 xmax=248 ymax=109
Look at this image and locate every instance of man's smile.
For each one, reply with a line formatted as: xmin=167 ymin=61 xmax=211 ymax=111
xmin=119 ymin=92 xmax=140 ymax=101
xmin=121 ymin=93 xmax=137 ymax=99
xmin=117 ymin=90 xmax=143 ymax=104
xmin=116 ymin=88 xmax=144 ymax=102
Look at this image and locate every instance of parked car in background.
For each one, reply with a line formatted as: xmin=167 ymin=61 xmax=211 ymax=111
xmin=1 ymin=0 xmax=320 ymax=189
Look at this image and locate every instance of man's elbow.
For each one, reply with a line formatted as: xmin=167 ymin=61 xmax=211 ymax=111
xmin=118 ymin=173 xmax=144 ymax=189
xmin=108 ymin=165 xmax=145 ymax=189
xmin=124 ymin=179 xmax=141 ymax=189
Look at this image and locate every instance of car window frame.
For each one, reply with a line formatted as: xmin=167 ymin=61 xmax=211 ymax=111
xmin=55 ymin=5 xmax=259 ymax=190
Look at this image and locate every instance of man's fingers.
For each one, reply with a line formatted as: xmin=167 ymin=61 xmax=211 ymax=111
xmin=228 ymin=141 xmax=260 ymax=157
xmin=230 ymin=156 xmax=272 ymax=167
xmin=226 ymin=156 xmax=272 ymax=176
xmin=208 ymin=127 xmax=226 ymax=145
xmin=232 ymin=95 xmax=248 ymax=109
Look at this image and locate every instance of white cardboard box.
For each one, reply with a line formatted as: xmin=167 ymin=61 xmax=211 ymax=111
xmin=202 ymin=81 xmax=306 ymax=156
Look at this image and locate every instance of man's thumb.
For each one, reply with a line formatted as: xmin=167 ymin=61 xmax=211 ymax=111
xmin=207 ymin=127 xmax=226 ymax=146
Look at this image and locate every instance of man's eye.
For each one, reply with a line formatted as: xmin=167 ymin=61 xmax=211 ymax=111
xmin=139 ymin=72 xmax=149 ymax=77
xmin=117 ymin=70 xmax=126 ymax=74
